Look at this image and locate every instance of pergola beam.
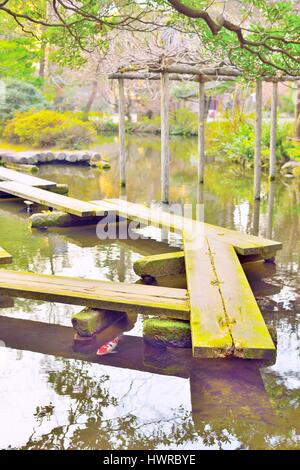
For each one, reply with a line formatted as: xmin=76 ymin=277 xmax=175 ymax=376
xmin=109 ymin=72 xmax=237 ymax=82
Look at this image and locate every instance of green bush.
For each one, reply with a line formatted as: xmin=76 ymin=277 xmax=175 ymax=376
xmin=0 ymin=80 xmax=50 ymax=124
xmin=4 ymin=110 xmax=97 ymax=148
xmin=170 ymin=108 xmax=198 ymax=135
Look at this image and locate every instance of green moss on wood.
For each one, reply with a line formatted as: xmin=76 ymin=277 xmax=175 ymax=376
xmin=29 ymin=211 xmax=102 ymax=228
xmin=51 ymin=184 xmax=69 ymax=195
xmin=134 ymin=252 xmax=185 ymax=278
xmin=143 ymin=318 xmax=191 ymax=348
xmin=72 ymin=307 xmax=125 ymax=337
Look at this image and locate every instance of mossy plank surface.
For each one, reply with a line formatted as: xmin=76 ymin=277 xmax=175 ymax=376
xmin=0 ymin=247 xmax=12 ymax=264
xmin=210 ymin=238 xmax=276 ymax=359
xmin=183 ymin=232 xmax=276 ymax=359
xmin=183 ymin=232 xmax=233 ymax=358
xmin=0 ymin=269 xmax=190 ymax=319
xmin=92 ymin=198 xmax=282 ymax=256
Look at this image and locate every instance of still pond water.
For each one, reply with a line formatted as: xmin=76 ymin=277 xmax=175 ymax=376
xmin=0 ymin=135 xmax=299 ymax=450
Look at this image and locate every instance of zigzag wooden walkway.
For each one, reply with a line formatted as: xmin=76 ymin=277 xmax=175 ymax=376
xmin=0 ymin=176 xmax=281 ymax=359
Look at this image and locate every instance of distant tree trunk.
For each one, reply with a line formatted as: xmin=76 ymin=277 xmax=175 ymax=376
xmin=39 ymin=43 xmax=46 ymax=79
xmin=83 ymin=79 xmax=98 ymax=118
xmin=295 ymin=81 xmax=300 ymax=139
xmin=125 ymin=88 xmax=132 ymax=122
xmin=204 ymin=94 xmax=211 ymax=119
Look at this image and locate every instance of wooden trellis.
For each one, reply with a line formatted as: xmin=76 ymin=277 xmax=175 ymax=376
xmin=109 ymin=65 xmax=300 ymax=202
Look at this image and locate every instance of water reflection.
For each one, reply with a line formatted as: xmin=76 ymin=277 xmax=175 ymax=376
xmin=0 ymin=134 xmax=299 ymax=449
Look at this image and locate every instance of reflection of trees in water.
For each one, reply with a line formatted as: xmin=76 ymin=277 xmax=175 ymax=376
xmin=21 ymin=359 xmax=195 ymax=450
xmin=18 ymin=355 xmax=300 ymax=450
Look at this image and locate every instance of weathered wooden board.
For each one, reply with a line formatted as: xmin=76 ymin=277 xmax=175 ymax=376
xmin=0 ymin=247 xmax=12 ymax=264
xmin=133 ymin=250 xmax=277 ymax=279
xmin=92 ymin=198 xmax=282 ymax=256
xmin=0 ymin=269 xmax=190 ymax=319
xmin=183 ymin=232 xmax=233 ymax=357
xmin=183 ymin=231 xmax=275 ymax=359
xmin=209 ymin=238 xmax=276 ymax=359
xmin=0 ymin=181 xmax=107 ymax=217
xmin=0 ymin=166 xmax=57 ymax=189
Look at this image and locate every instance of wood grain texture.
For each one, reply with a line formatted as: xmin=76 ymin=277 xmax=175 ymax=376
xmin=209 ymin=238 xmax=276 ymax=359
xmin=0 ymin=181 xmax=108 ymax=217
xmin=92 ymin=198 xmax=282 ymax=256
xmin=183 ymin=232 xmax=233 ymax=357
xmin=0 ymin=166 xmax=57 ymax=189
xmin=0 ymin=269 xmax=190 ymax=319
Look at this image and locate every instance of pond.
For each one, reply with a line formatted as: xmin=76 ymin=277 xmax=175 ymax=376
xmin=0 ymin=134 xmax=299 ymax=450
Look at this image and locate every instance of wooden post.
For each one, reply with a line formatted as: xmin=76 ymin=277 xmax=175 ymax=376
xmin=254 ymin=79 xmax=263 ymax=200
xmin=118 ymin=78 xmax=126 ymax=187
xmin=267 ymin=180 xmax=275 ymax=240
xmin=198 ymin=80 xmax=205 ymax=184
xmin=161 ymin=73 xmax=170 ymax=203
xmin=269 ymin=81 xmax=278 ymax=181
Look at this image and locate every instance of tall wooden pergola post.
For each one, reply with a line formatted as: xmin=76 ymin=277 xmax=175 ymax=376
xmin=254 ymin=79 xmax=263 ymax=200
xmin=118 ymin=77 xmax=126 ymax=187
xmin=269 ymin=81 xmax=278 ymax=181
xmin=161 ymin=72 xmax=170 ymax=203
xmin=198 ymin=79 xmax=205 ymax=184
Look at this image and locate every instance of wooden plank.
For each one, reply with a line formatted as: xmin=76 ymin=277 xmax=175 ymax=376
xmin=92 ymin=198 xmax=282 ymax=256
xmin=183 ymin=232 xmax=233 ymax=357
xmin=183 ymin=233 xmax=275 ymax=359
xmin=0 ymin=166 xmax=57 ymax=189
xmin=133 ymin=250 xmax=278 ymax=278
xmin=0 ymin=181 xmax=107 ymax=217
xmin=0 ymin=247 xmax=12 ymax=264
xmin=209 ymin=238 xmax=276 ymax=359
xmin=0 ymin=269 xmax=190 ymax=319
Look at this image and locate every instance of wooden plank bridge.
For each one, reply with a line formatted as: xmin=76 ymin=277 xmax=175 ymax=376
xmin=0 ymin=269 xmax=189 ymax=319
xmin=0 ymin=169 xmax=282 ymax=359
xmin=0 ymin=181 xmax=107 ymax=217
xmin=92 ymin=198 xmax=282 ymax=257
xmin=0 ymin=166 xmax=57 ymax=189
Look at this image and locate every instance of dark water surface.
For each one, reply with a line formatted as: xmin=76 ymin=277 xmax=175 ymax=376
xmin=0 ymin=135 xmax=299 ymax=450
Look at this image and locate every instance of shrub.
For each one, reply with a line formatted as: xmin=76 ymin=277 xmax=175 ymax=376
xmin=0 ymin=80 xmax=50 ymax=124
xmin=170 ymin=108 xmax=198 ymax=135
xmin=4 ymin=110 xmax=96 ymax=148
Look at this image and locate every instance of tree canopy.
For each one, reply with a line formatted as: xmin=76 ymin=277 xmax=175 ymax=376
xmin=0 ymin=1 xmax=299 ymax=77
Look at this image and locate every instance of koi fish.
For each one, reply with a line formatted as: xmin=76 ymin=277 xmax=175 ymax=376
xmin=96 ymin=336 xmax=121 ymax=356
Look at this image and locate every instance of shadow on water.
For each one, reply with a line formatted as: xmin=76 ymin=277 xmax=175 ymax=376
xmin=0 ymin=135 xmax=299 ymax=449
